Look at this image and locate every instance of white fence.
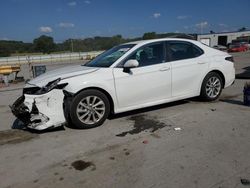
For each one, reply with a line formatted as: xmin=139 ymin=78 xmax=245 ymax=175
xmin=0 ymin=51 xmax=103 ymax=66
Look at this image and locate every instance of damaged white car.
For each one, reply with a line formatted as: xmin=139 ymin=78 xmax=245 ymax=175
xmin=11 ymin=38 xmax=235 ymax=130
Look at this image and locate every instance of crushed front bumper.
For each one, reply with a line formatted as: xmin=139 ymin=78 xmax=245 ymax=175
xmin=11 ymin=89 xmax=66 ymax=130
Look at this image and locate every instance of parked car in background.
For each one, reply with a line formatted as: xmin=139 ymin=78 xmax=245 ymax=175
xmin=11 ymin=38 xmax=235 ymax=130
xmin=228 ymin=43 xmax=248 ymax=52
xmin=213 ymin=45 xmax=227 ymax=51
xmin=240 ymin=42 xmax=250 ymax=50
xmin=233 ymin=38 xmax=250 ymax=49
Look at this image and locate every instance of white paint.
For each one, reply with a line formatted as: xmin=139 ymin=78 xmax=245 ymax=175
xmin=113 ymin=62 xmax=171 ymax=108
xmin=170 ymin=54 xmax=209 ymax=97
xmin=24 ymin=89 xmax=65 ymax=130
xmin=27 ymin=65 xmax=99 ymax=87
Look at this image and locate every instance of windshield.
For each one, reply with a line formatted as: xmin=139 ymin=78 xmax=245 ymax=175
xmin=84 ymin=44 xmax=135 ymax=67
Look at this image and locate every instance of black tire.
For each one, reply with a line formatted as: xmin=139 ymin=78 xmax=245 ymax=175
xmin=70 ymin=89 xmax=110 ymax=129
xmin=200 ymin=72 xmax=223 ymax=101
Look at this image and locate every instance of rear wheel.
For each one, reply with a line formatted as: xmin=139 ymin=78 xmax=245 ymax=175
xmin=70 ymin=89 xmax=110 ymax=129
xmin=200 ymin=72 xmax=223 ymax=101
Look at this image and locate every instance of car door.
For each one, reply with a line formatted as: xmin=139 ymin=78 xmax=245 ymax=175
xmin=166 ymin=41 xmax=209 ymax=97
xmin=113 ymin=42 xmax=171 ymax=109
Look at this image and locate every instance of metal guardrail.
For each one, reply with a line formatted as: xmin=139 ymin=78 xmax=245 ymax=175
xmin=0 ymin=51 xmax=103 ymax=66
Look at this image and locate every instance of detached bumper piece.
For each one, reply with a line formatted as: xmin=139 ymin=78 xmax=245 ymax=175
xmin=11 ymin=96 xmax=31 ymax=125
xmin=11 ymin=89 xmax=66 ymax=131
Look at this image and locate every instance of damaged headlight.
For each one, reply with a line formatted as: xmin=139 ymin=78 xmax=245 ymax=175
xmin=23 ymin=78 xmax=68 ymax=95
xmin=40 ymin=78 xmax=62 ymax=93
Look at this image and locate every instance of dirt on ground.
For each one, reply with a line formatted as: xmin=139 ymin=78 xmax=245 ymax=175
xmin=0 ymin=129 xmax=38 ymax=145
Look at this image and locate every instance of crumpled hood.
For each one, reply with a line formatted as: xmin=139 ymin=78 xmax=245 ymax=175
xmin=27 ymin=65 xmax=99 ymax=87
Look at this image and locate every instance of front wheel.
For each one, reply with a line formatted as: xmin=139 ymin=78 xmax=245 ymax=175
xmin=200 ymin=72 xmax=223 ymax=101
xmin=70 ymin=89 xmax=110 ymax=129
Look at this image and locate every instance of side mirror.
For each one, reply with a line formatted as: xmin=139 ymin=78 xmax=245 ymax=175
xmin=123 ymin=59 xmax=139 ymax=73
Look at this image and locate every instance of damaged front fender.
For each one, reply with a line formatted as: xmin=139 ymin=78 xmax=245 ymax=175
xmin=11 ymin=89 xmax=66 ymax=130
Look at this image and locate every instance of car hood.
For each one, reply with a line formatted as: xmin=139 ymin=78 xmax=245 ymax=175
xmin=27 ymin=65 xmax=99 ymax=87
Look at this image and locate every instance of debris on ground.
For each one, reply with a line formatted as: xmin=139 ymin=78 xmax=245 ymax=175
xmin=71 ymin=160 xmax=96 ymax=171
xmin=109 ymin=157 xmax=115 ymax=160
xmin=174 ymin=127 xmax=182 ymax=131
xmin=125 ymin=151 xmax=130 ymax=155
xmin=142 ymin=140 xmax=148 ymax=144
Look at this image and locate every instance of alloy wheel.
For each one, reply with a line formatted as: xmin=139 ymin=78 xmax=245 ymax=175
xmin=76 ymin=96 xmax=105 ymax=125
xmin=205 ymin=76 xmax=221 ymax=98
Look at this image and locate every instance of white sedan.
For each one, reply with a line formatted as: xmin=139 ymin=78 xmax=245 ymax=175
xmin=11 ymin=38 xmax=235 ymax=130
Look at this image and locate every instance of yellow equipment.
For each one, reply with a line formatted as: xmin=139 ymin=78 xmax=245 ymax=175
xmin=0 ymin=65 xmax=20 ymax=75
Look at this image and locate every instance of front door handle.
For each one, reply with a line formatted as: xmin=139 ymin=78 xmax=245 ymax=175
xmin=159 ymin=67 xmax=170 ymax=71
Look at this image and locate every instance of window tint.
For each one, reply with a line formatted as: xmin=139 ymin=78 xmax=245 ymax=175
xmin=125 ymin=43 xmax=164 ymax=67
xmin=167 ymin=41 xmax=203 ymax=61
xmin=193 ymin=45 xmax=204 ymax=57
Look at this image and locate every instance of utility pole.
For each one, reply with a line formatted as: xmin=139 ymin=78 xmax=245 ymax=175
xmin=71 ymin=39 xmax=74 ymax=52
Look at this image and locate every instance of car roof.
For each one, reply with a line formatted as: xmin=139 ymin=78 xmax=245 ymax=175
xmin=124 ymin=38 xmax=197 ymax=46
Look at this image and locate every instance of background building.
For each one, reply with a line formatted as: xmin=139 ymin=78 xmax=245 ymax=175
xmin=197 ymin=30 xmax=250 ymax=47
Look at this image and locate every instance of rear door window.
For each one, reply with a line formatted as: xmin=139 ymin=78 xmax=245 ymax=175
xmin=167 ymin=41 xmax=204 ymax=61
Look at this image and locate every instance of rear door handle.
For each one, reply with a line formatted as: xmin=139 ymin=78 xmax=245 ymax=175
xmin=159 ymin=67 xmax=170 ymax=71
xmin=197 ymin=62 xmax=207 ymax=64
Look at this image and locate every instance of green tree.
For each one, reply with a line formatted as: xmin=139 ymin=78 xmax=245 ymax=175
xmin=142 ymin=32 xmax=157 ymax=40
xmin=59 ymin=35 xmax=126 ymax=52
xmin=33 ymin=35 xmax=55 ymax=54
xmin=0 ymin=43 xmax=11 ymax=57
xmin=238 ymin=27 xmax=246 ymax=32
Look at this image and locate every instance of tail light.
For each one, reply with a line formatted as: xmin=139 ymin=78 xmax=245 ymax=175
xmin=225 ymin=56 xmax=234 ymax=62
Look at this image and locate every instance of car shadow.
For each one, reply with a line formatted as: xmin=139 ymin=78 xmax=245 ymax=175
xmin=109 ymin=100 xmax=189 ymax=120
xmin=11 ymin=98 xmax=201 ymax=132
xmin=63 ymin=100 xmax=190 ymax=130
xmin=15 ymin=95 xmax=244 ymax=133
xmin=11 ymin=119 xmax=65 ymax=134
xmin=236 ymin=66 xmax=250 ymax=79
xmin=219 ymin=99 xmax=244 ymax=106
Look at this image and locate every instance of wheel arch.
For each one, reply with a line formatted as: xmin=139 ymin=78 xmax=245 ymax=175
xmin=74 ymin=87 xmax=115 ymax=115
xmin=199 ymin=69 xmax=226 ymax=95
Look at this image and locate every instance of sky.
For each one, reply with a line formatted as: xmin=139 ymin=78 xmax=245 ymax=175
xmin=0 ymin=0 xmax=250 ymax=42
